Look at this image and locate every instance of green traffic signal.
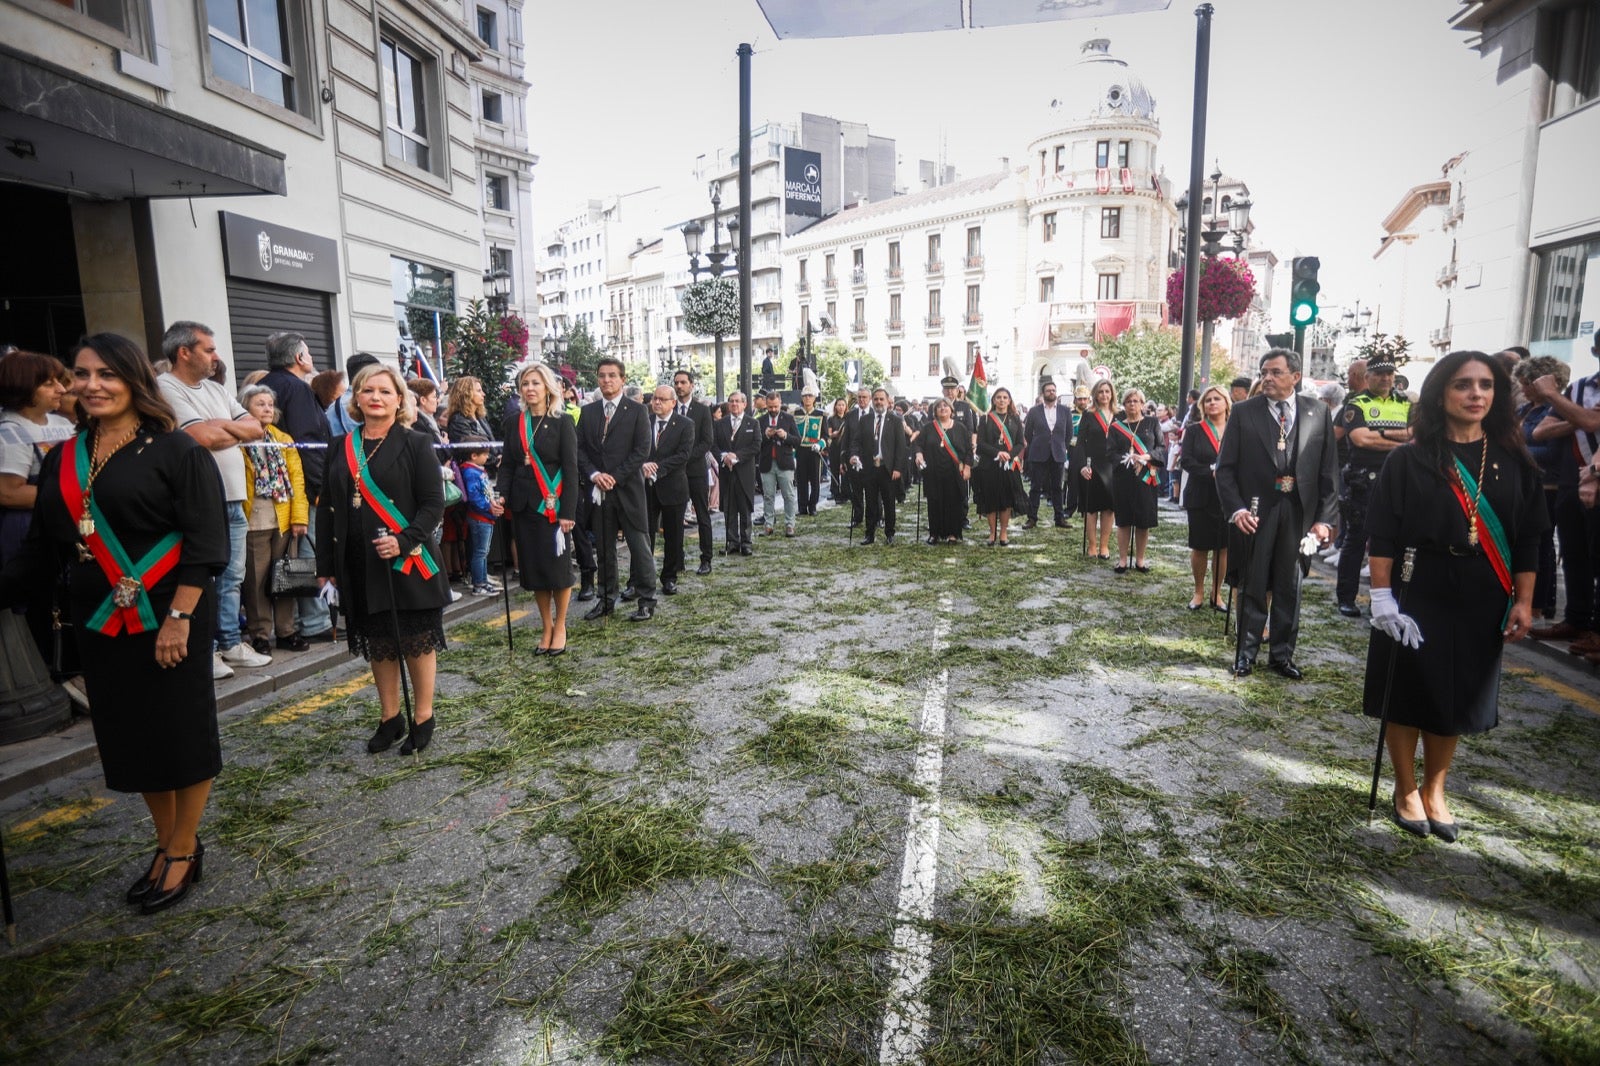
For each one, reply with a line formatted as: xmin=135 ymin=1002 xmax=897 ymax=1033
xmin=1289 ymin=256 xmax=1321 ymax=329
xmin=1291 ymin=301 xmax=1317 ymax=326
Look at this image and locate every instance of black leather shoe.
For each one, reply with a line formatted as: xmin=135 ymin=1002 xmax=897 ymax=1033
xmin=583 ymin=599 xmax=613 ymax=621
xmin=696 ymin=562 xmax=712 ymax=575
xmin=139 ymin=839 xmax=203 ymax=915
xmin=884 ymin=534 xmax=895 ymax=545
xmin=302 ymin=629 xmax=338 ymax=643
xmin=1055 ymin=519 xmax=1071 ymax=529
xmin=1022 ymin=517 xmax=1038 ymax=530
xmin=1427 ymin=818 xmax=1460 ymax=843
xmin=662 ymin=580 xmax=678 ymax=595
xmin=620 ymin=587 xmax=638 ymax=602
xmin=276 ymin=634 xmax=310 ymax=652
xmin=860 ymin=536 xmax=875 ymax=545
xmin=627 ymin=599 xmax=656 ymax=622
xmin=1232 ymin=656 xmax=1254 ymax=677
xmin=926 ymin=535 xmax=939 ymax=545
xmin=1268 ymin=660 xmax=1304 ymax=680
xmin=367 ymin=715 xmax=406 ymax=753
xmin=575 ymin=579 xmax=597 ymax=602
xmin=126 ymin=847 xmax=164 ymax=903
xmin=400 ymin=716 xmax=434 ymax=755
xmin=739 ymin=545 xmax=753 ymax=556
xmin=1337 ymin=602 xmax=1363 ymax=618
xmin=1391 ymin=802 xmax=1430 ymax=838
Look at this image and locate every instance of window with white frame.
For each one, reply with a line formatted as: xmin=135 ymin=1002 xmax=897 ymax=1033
xmin=1097 ymin=273 xmax=1120 ymax=300
xmin=204 ymin=0 xmax=310 ymax=114
xmin=485 ymin=173 xmax=509 ymax=212
xmin=380 ymin=32 xmax=439 ymax=175
xmin=1042 ymin=212 xmax=1057 ymax=242
xmin=481 ymin=90 xmax=503 ymax=124
xmin=927 ymin=343 xmax=940 ymax=375
xmin=476 ymin=6 xmax=497 ymax=49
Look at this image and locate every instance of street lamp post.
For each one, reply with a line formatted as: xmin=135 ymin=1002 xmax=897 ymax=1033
xmin=483 ymin=264 xmax=512 ymax=318
xmin=681 ymin=180 xmax=742 ymax=402
xmin=1175 ymin=164 xmax=1251 ymax=386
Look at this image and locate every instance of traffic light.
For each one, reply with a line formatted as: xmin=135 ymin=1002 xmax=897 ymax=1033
xmin=1290 ymin=256 xmax=1321 ymax=327
xmin=1264 ymin=332 xmax=1294 ymax=351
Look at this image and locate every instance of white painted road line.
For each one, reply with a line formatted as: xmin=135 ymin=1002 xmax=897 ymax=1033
xmin=878 ymin=599 xmax=952 ymax=1064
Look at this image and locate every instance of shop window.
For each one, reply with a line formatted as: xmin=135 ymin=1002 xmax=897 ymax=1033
xmin=393 ymin=256 xmax=456 ymax=371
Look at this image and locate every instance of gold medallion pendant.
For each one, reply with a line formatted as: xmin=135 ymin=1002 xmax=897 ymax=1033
xmin=76 ymin=544 xmax=93 ymax=562
xmin=352 ymin=491 xmax=363 ymax=509
xmin=78 ymin=513 xmax=95 ymax=538
xmin=111 ymin=575 xmax=141 ymax=609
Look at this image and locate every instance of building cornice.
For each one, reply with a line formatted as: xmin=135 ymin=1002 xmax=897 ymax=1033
xmin=1375 ymin=179 xmax=1451 ymax=258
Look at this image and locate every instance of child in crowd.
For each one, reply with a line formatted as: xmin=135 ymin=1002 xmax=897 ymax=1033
xmin=458 ymin=437 xmax=504 ymax=595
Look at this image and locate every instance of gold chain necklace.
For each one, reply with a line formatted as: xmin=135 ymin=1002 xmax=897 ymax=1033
xmin=1460 ymin=436 xmax=1489 ymax=548
xmin=78 ymin=423 xmax=137 ymax=539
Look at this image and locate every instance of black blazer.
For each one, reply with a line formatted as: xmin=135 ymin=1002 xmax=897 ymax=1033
xmin=496 ymin=410 xmax=577 ymax=522
xmin=714 ymin=412 xmax=761 ymax=500
xmin=1215 ymin=393 xmax=1339 ymax=533
xmin=851 ymin=408 xmax=908 ymax=474
xmin=646 ymin=412 xmax=696 ymax=507
xmin=757 ymin=411 xmax=799 ymax=473
xmin=1022 ymin=403 xmax=1072 ymax=464
xmin=679 ymin=398 xmax=715 ymax=485
xmin=317 ymin=426 xmax=450 ymax=613
xmin=577 ymin=394 xmax=650 ymax=521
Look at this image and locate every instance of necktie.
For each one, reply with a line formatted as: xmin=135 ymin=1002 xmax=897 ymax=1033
xmin=875 ymin=413 xmax=884 ymax=459
xmin=1276 ymin=401 xmax=1290 ymax=469
xmin=603 ymin=400 xmax=615 ymax=439
xmin=654 ymin=419 xmax=664 ymax=447
xmin=678 ymin=403 xmax=687 ymax=417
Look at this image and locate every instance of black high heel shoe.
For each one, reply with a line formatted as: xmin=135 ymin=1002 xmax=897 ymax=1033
xmin=367 ymin=714 xmax=406 ymax=754
xmin=400 ymin=716 xmax=435 ymax=755
xmin=1427 ymin=817 xmax=1460 ymax=843
xmin=1390 ymin=801 xmax=1430 ymax=839
xmin=126 ymin=847 xmax=164 ymax=903
xmin=140 ymin=839 xmax=203 ymax=914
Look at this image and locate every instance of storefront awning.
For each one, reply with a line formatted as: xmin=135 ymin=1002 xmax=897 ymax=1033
xmin=0 ymin=44 xmax=286 ymax=200
xmin=752 ymin=0 xmax=1170 ymax=38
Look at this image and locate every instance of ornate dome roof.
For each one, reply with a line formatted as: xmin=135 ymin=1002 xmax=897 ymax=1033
xmin=1046 ymin=38 xmax=1157 ymax=125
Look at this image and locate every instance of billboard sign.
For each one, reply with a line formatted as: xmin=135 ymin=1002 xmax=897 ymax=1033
xmin=784 ymin=147 xmax=823 ymax=218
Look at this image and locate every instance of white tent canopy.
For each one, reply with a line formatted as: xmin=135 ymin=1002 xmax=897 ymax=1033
xmin=752 ymin=0 xmax=1170 ymax=39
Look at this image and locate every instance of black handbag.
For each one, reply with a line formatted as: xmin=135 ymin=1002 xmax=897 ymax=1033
xmin=269 ymin=536 xmax=320 ymax=599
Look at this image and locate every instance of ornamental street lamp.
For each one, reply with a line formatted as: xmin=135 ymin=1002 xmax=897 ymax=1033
xmin=1175 ymin=164 xmax=1252 ymax=385
xmin=681 ymin=179 xmax=742 ymax=401
xmin=483 ymin=264 xmax=512 ymax=318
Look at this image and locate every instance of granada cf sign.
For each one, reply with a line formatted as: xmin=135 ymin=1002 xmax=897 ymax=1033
xmin=219 ymin=211 xmax=341 ymax=292
xmin=784 ymin=147 xmax=823 ymax=217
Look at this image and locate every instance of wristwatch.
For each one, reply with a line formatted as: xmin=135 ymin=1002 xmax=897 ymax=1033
xmin=168 ymin=608 xmax=193 ymax=621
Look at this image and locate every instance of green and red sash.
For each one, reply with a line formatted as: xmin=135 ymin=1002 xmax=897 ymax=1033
xmin=59 ymin=433 xmax=180 ymax=636
xmin=1199 ymin=420 xmax=1222 ymax=455
xmin=933 ymin=422 xmax=963 ymax=467
xmin=1111 ymin=419 xmax=1159 ymax=487
xmin=989 ymin=411 xmax=1021 ymax=470
xmin=1091 ymin=409 xmax=1111 ymax=435
xmin=346 ymin=428 xmax=440 ymax=579
xmin=520 ymin=413 xmax=563 ymax=523
xmin=1451 ymin=455 xmax=1513 ymax=596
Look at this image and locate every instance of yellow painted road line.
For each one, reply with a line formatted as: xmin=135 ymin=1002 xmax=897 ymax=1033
xmin=1526 ymin=673 xmax=1600 ymax=716
xmin=10 ymin=796 xmax=112 ymax=840
xmin=261 ymin=675 xmax=371 ymax=725
xmin=486 ymin=609 xmax=530 ymax=628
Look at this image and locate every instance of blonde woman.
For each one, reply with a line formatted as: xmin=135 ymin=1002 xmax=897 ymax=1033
xmin=1076 ymin=378 xmax=1118 ymax=558
xmin=1180 ymin=385 xmax=1232 ymax=610
xmin=238 ymin=385 xmax=309 ymax=653
xmin=316 ymin=365 xmax=449 ymax=755
xmin=498 ymin=362 xmax=578 ymax=655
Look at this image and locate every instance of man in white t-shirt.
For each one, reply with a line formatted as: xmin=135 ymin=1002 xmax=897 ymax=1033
xmin=158 ymin=321 xmax=270 ymax=678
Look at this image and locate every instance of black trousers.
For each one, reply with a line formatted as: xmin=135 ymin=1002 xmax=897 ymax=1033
xmin=1062 ymin=457 xmax=1079 ymax=518
xmin=1237 ymin=498 xmax=1305 ymax=664
xmin=849 ymin=465 xmax=867 ymax=527
xmin=864 ymin=465 xmax=898 ymax=537
xmin=796 ymin=449 xmax=822 ymax=514
xmin=1026 ymin=459 xmax=1064 ymax=521
xmin=1335 ymin=467 xmax=1377 ymax=605
xmin=1553 ymin=485 xmax=1600 ymax=630
xmin=725 ymin=495 xmax=753 ymax=550
xmin=647 ymin=494 xmax=687 ymax=582
xmin=686 ymin=472 xmax=714 ymax=564
xmin=592 ymin=493 xmax=656 ymax=602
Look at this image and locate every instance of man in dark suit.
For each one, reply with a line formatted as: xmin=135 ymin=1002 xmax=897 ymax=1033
xmin=576 ymin=357 xmax=657 ymax=621
xmin=642 ymin=385 xmax=696 ymax=595
xmin=714 ymin=390 xmax=761 ymax=555
xmin=1021 ymin=376 xmax=1072 ymax=529
xmin=671 ymin=369 xmax=716 ymax=576
xmin=757 ymin=390 xmax=800 ymax=536
xmin=1216 ymin=348 xmax=1339 ymax=678
xmin=850 ymin=386 xmax=908 ymax=545
xmin=842 ymin=386 xmax=874 ymax=530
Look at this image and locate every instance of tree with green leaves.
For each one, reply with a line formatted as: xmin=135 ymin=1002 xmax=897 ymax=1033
xmin=777 ymin=336 xmax=884 ymax=402
xmin=562 ymin=321 xmax=601 ymax=387
xmin=1093 ymin=324 xmax=1236 ymax=405
xmin=446 ymin=298 xmax=514 ymax=419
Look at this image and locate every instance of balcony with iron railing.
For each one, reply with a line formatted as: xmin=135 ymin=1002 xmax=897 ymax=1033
xmin=851 ymin=319 xmax=868 ymax=336
xmin=964 ymin=254 xmax=984 ymax=272
xmin=924 ymin=314 xmax=944 ymax=331
xmin=823 ymin=274 xmax=838 ymax=291
xmin=795 ymin=279 xmax=810 ymax=295
xmin=925 ymin=260 xmax=943 ymax=277
xmin=852 ymin=267 xmax=867 ymax=287
xmin=884 ymin=265 xmax=903 ymax=282
xmin=963 ymin=311 xmax=982 ymax=328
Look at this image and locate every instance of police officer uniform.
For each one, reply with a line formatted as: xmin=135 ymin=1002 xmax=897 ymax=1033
xmin=1336 ymin=359 xmax=1411 ymax=614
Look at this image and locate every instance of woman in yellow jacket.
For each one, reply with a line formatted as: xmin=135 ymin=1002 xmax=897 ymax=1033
xmin=239 ymin=385 xmax=310 ymax=653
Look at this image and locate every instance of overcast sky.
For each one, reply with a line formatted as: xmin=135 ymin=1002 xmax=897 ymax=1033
xmin=526 ymin=0 xmax=1496 ymax=319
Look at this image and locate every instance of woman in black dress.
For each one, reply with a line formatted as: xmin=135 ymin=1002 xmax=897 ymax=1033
xmin=1107 ymin=387 xmax=1162 ymax=573
xmin=498 ymin=362 xmax=577 ymax=655
xmin=317 ymin=364 xmax=450 ymax=756
xmin=1076 ymin=378 xmax=1117 ymax=559
xmin=914 ymin=399 xmax=972 ymax=543
xmin=1364 ymin=351 xmax=1545 ymax=842
xmin=1 ymin=333 xmax=228 ymax=913
xmin=972 ymin=386 xmax=1026 ymax=546
xmin=825 ymin=397 xmax=849 ymax=502
xmin=1180 ymin=385 xmax=1231 ymax=609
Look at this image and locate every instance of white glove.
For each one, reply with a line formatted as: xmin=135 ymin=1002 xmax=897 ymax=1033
xmin=1369 ymin=587 xmax=1423 ymax=649
xmin=317 ymin=582 xmax=340 ymax=608
xmin=915 ymin=454 xmax=926 ymax=470
xmin=1298 ymin=532 xmax=1321 ymax=558
xmin=1119 ymin=452 xmax=1141 ymax=469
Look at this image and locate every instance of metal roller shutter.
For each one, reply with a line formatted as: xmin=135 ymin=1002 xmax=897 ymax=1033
xmin=224 ymin=277 xmax=335 ymax=376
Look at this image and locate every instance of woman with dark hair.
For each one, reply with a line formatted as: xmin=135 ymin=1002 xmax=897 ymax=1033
xmin=972 ymin=386 xmax=1026 ymax=546
xmin=913 ymin=398 xmax=972 ymax=544
xmin=498 ymin=362 xmax=577 ymax=654
xmin=318 ymin=364 xmax=450 ymax=755
xmin=1076 ymin=377 xmax=1117 ymax=558
xmin=825 ymin=397 xmax=849 ymax=501
xmin=0 ymin=333 xmax=229 ymax=912
xmin=1363 ymin=351 xmax=1546 ymax=842
xmin=1108 ymin=386 xmax=1162 ymax=573
xmin=0 ymin=350 xmax=74 ymax=567
xmin=1180 ymin=385 xmax=1232 ymax=609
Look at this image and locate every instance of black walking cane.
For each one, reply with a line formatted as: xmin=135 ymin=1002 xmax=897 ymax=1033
xmin=380 ymin=560 xmax=415 ymax=749
xmin=1232 ymin=497 xmax=1259 ymax=672
xmin=1 ymin=823 xmax=16 ymax=945
xmin=1368 ymin=548 xmax=1416 ymax=822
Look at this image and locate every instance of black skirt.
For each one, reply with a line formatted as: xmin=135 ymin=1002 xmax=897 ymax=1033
xmin=347 ymin=607 xmax=447 ymax=663
xmin=1362 ymin=551 xmax=1507 ymax=735
xmin=512 ymin=514 xmax=577 ymax=592
xmin=971 ymin=461 xmax=1025 ymax=515
xmin=1112 ymin=465 xmax=1159 ymax=530
xmin=1079 ymin=464 xmax=1114 ymax=513
xmin=1184 ymin=474 xmax=1227 ymax=550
